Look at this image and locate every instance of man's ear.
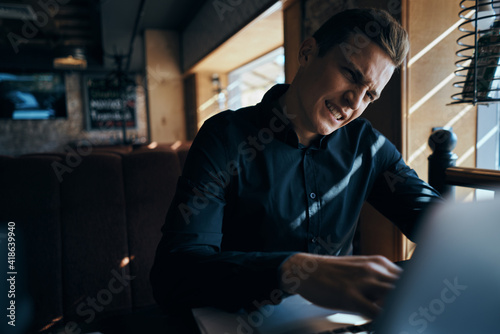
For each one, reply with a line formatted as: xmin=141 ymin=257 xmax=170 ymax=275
xmin=298 ymin=37 xmax=317 ymax=66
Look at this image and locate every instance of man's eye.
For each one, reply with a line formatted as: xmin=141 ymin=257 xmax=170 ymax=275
xmin=344 ymin=68 xmax=355 ymax=81
xmin=366 ymin=92 xmax=374 ymax=100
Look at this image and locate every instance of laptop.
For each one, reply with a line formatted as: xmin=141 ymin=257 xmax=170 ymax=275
xmin=372 ymin=197 xmax=500 ymax=333
xmin=193 ymin=198 xmax=500 ymax=334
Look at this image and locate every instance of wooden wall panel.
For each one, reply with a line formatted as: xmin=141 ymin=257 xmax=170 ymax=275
xmin=283 ymin=0 xmax=303 ymax=83
xmin=407 ymin=0 xmax=477 ymax=191
xmin=145 ymin=30 xmax=186 ymax=143
xmin=184 ymin=74 xmax=198 ymax=141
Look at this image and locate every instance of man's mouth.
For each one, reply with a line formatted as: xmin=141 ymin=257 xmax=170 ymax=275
xmin=325 ymin=101 xmax=343 ymax=120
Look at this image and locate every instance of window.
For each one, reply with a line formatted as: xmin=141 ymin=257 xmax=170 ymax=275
xmin=475 ymin=104 xmax=500 ymax=200
xmin=227 ymin=47 xmax=285 ymax=111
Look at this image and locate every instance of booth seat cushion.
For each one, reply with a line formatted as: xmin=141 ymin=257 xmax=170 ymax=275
xmin=0 ymin=155 xmax=64 ymax=331
xmin=0 ymin=145 xmax=187 ymax=333
xmin=123 ymin=150 xmax=181 ymax=308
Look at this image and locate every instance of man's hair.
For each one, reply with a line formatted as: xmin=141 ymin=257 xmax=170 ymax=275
xmin=312 ymin=8 xmax=409 ymax=67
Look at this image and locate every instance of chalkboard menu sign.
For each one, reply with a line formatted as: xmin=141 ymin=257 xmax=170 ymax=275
xmin=84 ymin=75 xmax=136 ymax=130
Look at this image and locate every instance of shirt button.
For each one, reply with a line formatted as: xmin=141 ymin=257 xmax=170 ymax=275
xmin=305 ymin=150 xmax=312 ymax=155
xmin=311 ymin=237 xmax=318 ymax=244
xmin=310 ymin=192 xmax=316 ymax=199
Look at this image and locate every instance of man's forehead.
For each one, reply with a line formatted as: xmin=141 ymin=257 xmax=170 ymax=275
xmin=332 ymin=36 xmax=395 ymax=93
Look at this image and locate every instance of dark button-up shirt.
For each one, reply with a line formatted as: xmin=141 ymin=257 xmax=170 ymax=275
xmin=150 ymin=84 xmax=442 ymax=311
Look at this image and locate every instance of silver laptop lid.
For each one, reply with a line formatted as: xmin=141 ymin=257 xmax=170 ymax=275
xmin=374 ymin=198 xmax=500 ymax=333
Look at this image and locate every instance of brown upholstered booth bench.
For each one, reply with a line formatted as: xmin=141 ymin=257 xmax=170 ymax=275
xmin=0 ymin=143 xmax=199 ymax=334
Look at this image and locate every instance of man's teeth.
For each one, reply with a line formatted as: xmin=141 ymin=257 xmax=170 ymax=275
xmin=325 ymin=101 xmax=342 ymax=120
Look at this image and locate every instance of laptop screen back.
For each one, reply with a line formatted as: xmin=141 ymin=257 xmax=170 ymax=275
xmin=374 ymin=198 xmax=500 ymax=333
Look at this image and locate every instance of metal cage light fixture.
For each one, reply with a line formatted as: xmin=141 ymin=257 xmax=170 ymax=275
xmin=452 ymin=0 xmax=500 ymax=105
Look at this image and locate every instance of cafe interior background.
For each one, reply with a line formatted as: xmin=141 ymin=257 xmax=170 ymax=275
xmin=1 ymin=0 xmax=500 ymax=256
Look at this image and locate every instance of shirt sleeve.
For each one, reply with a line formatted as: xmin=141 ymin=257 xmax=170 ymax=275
xmin=150 ymin=114 xmax=296 ymax=312
xmin=366 ymin=131 xmax=444 ymax=241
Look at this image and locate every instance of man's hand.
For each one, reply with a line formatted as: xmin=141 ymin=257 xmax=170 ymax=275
xmin=280 ymin=253 xmax=402 ymax=318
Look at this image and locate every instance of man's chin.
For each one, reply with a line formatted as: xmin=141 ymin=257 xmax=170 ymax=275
xmin=321 ymin=124 xmax=342 ymax=136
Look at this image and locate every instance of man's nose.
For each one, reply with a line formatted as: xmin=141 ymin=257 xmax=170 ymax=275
xmin=344 ymin=88 xmax=366 ymax=111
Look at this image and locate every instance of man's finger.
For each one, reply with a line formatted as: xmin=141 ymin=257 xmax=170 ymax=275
xmin=352 ymin=294 xmax=382 ymax=319
xmin=386 ymin=262 xmax=404 ymax=275
xmin=375 ymin=268 xmax=401 ymax=283
xmin=370 ymin=255 xmax=404 ymax=275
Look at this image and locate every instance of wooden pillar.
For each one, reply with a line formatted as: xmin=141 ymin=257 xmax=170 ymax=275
xmin=283 ymin=0 xmax=303 ymax=83
xmin=145 ymin=30 xmax=186 ymax=143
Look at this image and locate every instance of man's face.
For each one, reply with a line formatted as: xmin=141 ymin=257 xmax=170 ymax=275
xmin=292 ymin=35 xmax=395 ymax=139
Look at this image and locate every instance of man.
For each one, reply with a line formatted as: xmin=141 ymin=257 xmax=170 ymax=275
xmin=150 ymin=8 xmax=442 ymax=318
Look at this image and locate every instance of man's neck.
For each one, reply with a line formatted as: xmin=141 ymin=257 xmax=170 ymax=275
xmin=278 ymin=86 xmax=318 ymax=147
